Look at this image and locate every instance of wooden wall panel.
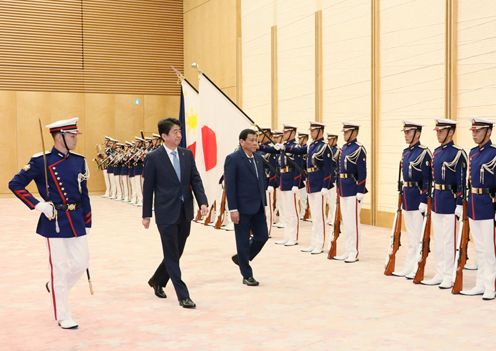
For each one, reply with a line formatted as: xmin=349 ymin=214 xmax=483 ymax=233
xmin=84 ymin=94 xmax=116 ymax=192
xmin=456 ymin=1 xmax=496 ymax=150
xmin=241 ymin=0 xmax=272 ymax=126
xmin=1 ymin=92 xmax=178 ymax=195
xmin=143 ymin=95 xmax=181 ymax=135
xmin=378 ymin=0 xmax=445 ymax=214
xmin=15 ymin=92 xmax=51 ymax=194
xmin=0 ymin=91 xmax=17 ymax=194
xmin=0 ymin=0 xmax=183 ymax=95
xmin=184 ymin=0 xmax=209 ymax=13
xmin=114 ymin=95 xmax=144 ymax=143
xmin=184 ymin=0 xmax=239 ymax=100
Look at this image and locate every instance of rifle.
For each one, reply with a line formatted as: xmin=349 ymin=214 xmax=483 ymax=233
xmin=214 ymin=190 xmax=227 ymax=229
xmin=327 ymin=188 xmax=341 ymax=259
xmin=204 ymin=200 xmax=216 ymax=225
xmin=384 ymin=161 xmax=403 ymax=275
xmin=194 ymin=209 xmax=203 ymax=222
xmin=413 ymin=182 xmax=432 ymax=284
xmin=452 ymin=197 xmax=469 ymax=294
xmin=302 ymin=199 xmax=311 ymax=221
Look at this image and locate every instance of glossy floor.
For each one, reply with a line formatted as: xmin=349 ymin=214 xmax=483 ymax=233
xmin=0 ymin=196 xmax=494 ymax=351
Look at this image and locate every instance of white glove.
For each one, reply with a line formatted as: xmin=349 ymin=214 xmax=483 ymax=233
xmin=35 ymin=201 xmax=55 ymax=220
xmin=274 ymin=143 xmax=284 ymax=151
xmin=291 ymin=186 xmax=298 ymax=194
xmin=356 ymin=192 xmax=364 ymax=202
xmin=455 ymin=205 xmax=463 ymax=219
xmin=85 ymin=228 xmax=91 ymax=235
xmin=418 ymin=202 xmax=427 ymax=214
xmin=321 ymin=188 xmax=329 ymax=195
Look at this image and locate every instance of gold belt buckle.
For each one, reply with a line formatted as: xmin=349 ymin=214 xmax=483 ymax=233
xmin=67 ymin=204 xmax=76 ymax=211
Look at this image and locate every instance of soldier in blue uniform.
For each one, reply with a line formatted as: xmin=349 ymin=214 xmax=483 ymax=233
xmin=9 ymin=117 xmax=92 ymax=329
xmin=270 ymin=131 xmax=285 ymax=229
xmin=105 ymin=137 xmax=117 ymax=199
xmin=324 ymin=134 xmax=339 ymax=228
xmin=332 ymin=122 xmax=367 ymax=263
xmin=301 ymin=122 xmax=332 ymax=254
xmin=257 ymin=128 xmax=277 ymax=235
xmin=392 ymin=121 xmax=432 ymax=278
xmin=100 ymin=136 xmax=112 ymax=198
xmin=273 ymin=124 xmax=304 ymax=246
xmin=131 ymin=136 xmax=145 ymax=206
xmin=460 ymin=118 xmax=496 ymax=300
xmin=296 ymin=133 xmax=309 ymax=220
xmin=421 ymin=119 xmax=467 ymax=288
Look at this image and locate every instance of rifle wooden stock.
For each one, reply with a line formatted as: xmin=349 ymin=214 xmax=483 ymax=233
xmin=303 ymin=201 xmax=311 ymax=221
xmin=194 ymin=209 xmax=203 ymax=221
xmin=204 ymin=200 xmax=216 ymax=225
xmin=452 ymin=200 xmax=469 ymax=294
xmin=413 ymin=197 xmax=432 ymax=284
xmin=328 ymin=190 xmax=341 ymax=259
xmin=214 ymin=190 xmax=227 ymax=229
xmin=385 ymin=193 xmax=403 ymax=275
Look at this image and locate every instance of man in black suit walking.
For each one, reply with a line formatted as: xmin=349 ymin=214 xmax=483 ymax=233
xmin=224 ymin=129 xmax=269 ymax=286
xmin=142 ymin=118 xmax=208 ymax=308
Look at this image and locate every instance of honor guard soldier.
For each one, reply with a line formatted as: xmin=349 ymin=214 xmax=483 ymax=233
xmin=273 ymin=124 xmax=303 ymax=246
xmin=325 ymin=134 xmax=339 ymax=227
xmin=296 ymin=133 xmax=309 ymax=220
xmin=333 ymin=122 xmax=367 ymax=263
xmin=392 ymin=121 xmax=432 ymax=278
xmin=8 ymin=117 xmax=92 ymax=329
xmin=257 ymin=127 xmax=278 ymax=234
xmin=101 ymin=136 xmax=112 ymax=198
xmin=301 ymin=122 xmax=332 ymax=254
xmin=461 ymin=118 xmax=496 ymax=300
xmin=133 ymin=136 xmax=145 ymax=206
xmin=271 ymin=130 xmax=285 ymax=228
xmin=105 ymin=137 xmax=118 ymax=199
xmin=421 ymin=119 xmax=467 ymax=288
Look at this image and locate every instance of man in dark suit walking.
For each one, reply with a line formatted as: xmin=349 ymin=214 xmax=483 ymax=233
xmin=142 ymin=118 xmax=208 ymax=308
xmin=224 ymin=129 xmax=269 ymax=286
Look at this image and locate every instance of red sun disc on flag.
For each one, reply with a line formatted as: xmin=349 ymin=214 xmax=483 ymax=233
xmin=201 ymin=125 xmax=217 ymax=171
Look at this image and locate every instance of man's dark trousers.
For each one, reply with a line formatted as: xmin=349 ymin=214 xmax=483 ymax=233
xmin=151 ymin=205 xmax=190 ymax=300
xmin=235 ymin=203 xmax=269 ymax=279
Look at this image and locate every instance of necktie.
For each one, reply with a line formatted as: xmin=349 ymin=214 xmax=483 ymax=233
xmin=249 ymin=157 xmax=259 ymax=179
xmin=171 ymin=150 xmax=181 ymax=181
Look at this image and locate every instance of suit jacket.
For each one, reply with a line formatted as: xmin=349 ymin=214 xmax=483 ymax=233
xmin=224 ymin=148 xmax=267 ymax=215
xmin=142 ymin=146 xmax=208 ymax=225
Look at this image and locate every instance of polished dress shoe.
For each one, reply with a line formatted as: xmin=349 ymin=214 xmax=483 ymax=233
xmin=148 ymin=278 xmax=167 ymax=298
xmin=243 ymin=277 xmax=259 ymax=286
xmin=179 ymin=297 xmax=196 ymax=309
xmin=438 ymin=279 xmax=453 ymax=289
xmin=482 ymin=290 xmax=495 ymax=301
xmin=231 ymin=254 xmax=239 ymax=266
xmin=58 ymin=318 xmax=78 ymax=329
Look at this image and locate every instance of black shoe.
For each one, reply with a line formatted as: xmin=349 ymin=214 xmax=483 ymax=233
xmin=231 ymin=254 xmax=239 ymax=266
xmin=243 ymin=277 xmax=259 ymax=286
xmin=179 ymin=297 xmax=196 ymax=309
xmin=148 ymin=278 xmax=167 ymax=299
xmin=45 ymin=282 xmax=50 ymax=293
